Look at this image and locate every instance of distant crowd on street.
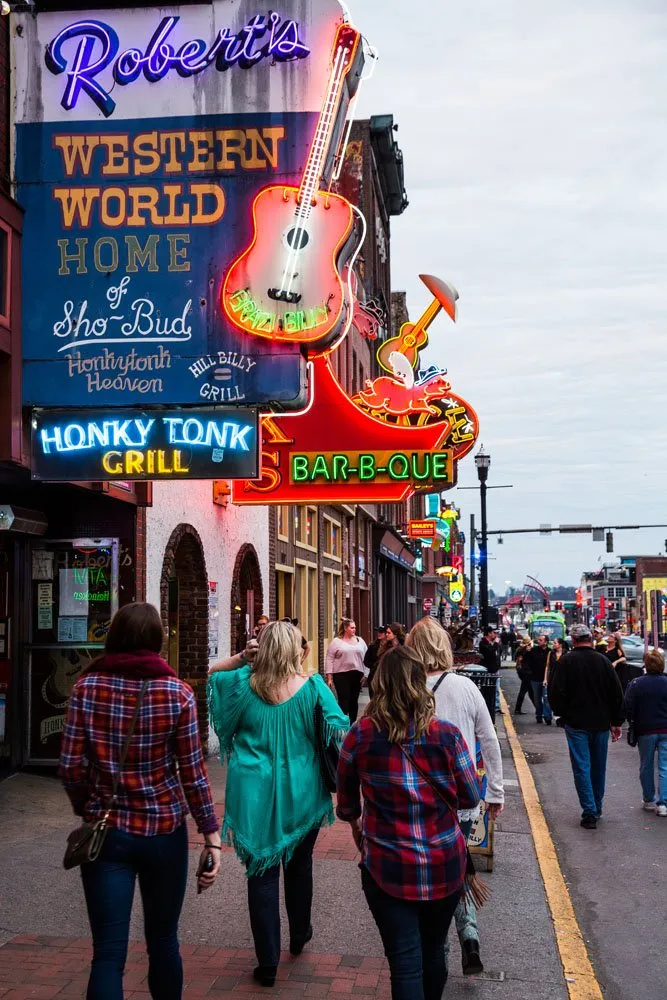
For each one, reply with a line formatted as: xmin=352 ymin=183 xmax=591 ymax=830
xmin=505 ymin=621 xmax=667 ymax=830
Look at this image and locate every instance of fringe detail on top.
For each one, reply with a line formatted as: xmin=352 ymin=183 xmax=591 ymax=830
xmin=223 ymin=804 xmax=336 ymax=878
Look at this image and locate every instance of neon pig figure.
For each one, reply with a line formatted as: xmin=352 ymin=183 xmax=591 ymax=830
xmin=45 ymin=13 xmax=310 ymax=118
xmin=39 ymin=417 xmax=252 ymax=454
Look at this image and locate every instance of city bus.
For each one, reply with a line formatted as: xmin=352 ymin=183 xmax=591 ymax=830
xmin=526 ymin=610 xmax=566 ymax=643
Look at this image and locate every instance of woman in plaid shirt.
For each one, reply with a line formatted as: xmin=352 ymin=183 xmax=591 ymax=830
xmin=60 ymin=603 xmax=220 ymax=1000
xmin=336 ymin=645 xmax=480 ymax=1000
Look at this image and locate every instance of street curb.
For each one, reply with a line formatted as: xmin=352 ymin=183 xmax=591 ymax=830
xmin=500 ymin=690 xmax=604 ymax=1000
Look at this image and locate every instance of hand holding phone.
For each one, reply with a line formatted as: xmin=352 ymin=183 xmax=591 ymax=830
xmin=196 ymin=847 xmax=219 ymax=894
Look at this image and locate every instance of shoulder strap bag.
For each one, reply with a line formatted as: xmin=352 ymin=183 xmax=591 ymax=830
xmin=398 ymin=741 xmax=492 ymax=910
xmin=314 ymin=698 xmax=339 ymax=794
xmin=431 ymin=672 xmax=448 ymax=695
xmin=63 ymin=679 xmax=150 ymax=870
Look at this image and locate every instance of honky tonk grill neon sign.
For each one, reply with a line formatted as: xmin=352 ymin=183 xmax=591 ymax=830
xmin=45 ymin=13 xmax=310 ymax=117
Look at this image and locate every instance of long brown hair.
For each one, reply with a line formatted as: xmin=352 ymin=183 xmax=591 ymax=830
xmin=105 ymin=602 xmax=164 ymax=655
xmin=365 ymin=646 xmax=435 ymax=742
xmin=250 ymin=620 xmax=302 ymax=704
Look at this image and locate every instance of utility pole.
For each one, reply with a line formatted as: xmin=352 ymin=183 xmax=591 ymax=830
xmin=469 ymin=513 xmax=476 ymax=606
xmin=474 ymin=449 xmax=491 ymax=629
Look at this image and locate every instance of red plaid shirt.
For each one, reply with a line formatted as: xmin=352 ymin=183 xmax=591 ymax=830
xmin=59 ymin=673 xmax=219 ymax=837
xmin=336 ymin=718 xmax=480 ymax=900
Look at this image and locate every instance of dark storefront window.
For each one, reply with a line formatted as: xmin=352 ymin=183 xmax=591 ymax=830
xmin=28 ymin=539 xmax=119 ymax=762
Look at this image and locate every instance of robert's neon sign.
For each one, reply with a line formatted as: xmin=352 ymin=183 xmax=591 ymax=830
xmin=45 ymin=13 xmax=310 ymax=118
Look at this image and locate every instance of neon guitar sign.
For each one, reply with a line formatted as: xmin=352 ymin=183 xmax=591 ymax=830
xmin=222 ymin=23 xmax=363 ymax=351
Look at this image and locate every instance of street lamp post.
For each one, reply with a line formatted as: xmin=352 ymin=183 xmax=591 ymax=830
xmin=475 ymin=447 xmax=491 ymax=630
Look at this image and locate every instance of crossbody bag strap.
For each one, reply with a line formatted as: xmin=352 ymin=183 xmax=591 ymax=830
xmin=398 ymin=741 xmax=458 ymax=818
xmin=104 ymin=679 xmax=150 ymax=817
xmin=431 ymin=671 xmax=449 ymax=695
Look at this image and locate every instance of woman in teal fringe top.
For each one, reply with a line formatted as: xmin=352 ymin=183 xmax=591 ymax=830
xmin=208 ymin=620 xmax=349 ymax=987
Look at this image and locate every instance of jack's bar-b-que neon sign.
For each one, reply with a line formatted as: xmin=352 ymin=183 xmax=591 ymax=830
xmin=45 ymin=13 xmax=310 ymax=118
xmin=31 ymin=407 xmax=258 ymax=482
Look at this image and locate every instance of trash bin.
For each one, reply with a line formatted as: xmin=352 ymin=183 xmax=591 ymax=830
xmin=458 ymin=666 xmax=497 ymax=724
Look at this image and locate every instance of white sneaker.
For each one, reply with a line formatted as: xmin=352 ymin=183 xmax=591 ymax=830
xmin=643 ymin=801 xmax=657 ymax=812
xmin=657 ymin=805 xmax=667 ymax=817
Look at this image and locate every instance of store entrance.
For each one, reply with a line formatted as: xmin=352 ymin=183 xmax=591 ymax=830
xmin=27 ymin=538 xmax=119 ymax=763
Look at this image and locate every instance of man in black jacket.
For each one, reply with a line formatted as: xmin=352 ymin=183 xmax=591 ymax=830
xmin=523 ymin=634 xmax=553 ymax=725
xmin=548 ymin=624 xmax=624 ymax=829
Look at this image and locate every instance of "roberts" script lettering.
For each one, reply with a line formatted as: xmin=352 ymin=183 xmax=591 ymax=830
xmin=45 ymin=12 xmax=310 ymax=118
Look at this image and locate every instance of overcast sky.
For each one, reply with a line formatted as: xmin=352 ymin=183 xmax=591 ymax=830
xmin=355 ymin=0 xmax=667 ymax=592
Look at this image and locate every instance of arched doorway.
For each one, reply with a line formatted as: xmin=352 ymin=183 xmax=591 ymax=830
xmin=160 ymin=524 xmax=208 ymax=744
xmin=231 ymin=544 xmax=264 ymax=653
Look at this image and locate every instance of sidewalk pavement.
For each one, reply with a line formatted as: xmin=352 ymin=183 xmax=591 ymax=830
xmin=0 ymin=693 xmax=568 ymax=999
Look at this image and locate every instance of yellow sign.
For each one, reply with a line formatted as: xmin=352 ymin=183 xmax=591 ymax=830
xmin=642 ymin=577 xmax=667 ymax=629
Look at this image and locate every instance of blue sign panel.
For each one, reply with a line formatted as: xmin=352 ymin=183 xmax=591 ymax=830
xmin=31 ymin=407 xmax=258 ymax=481
xmin=16 ymin=112 xmax=314 ymax=407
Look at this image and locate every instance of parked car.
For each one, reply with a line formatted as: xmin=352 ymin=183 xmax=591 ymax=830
xmin=620 ymin=635 xmax=645 ymax=664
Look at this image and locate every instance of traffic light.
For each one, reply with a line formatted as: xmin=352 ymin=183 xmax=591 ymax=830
xmin=606 ymin=532 xmax=614 ymax=553
xmin=575 ymin=589 xmax=582 ymax=606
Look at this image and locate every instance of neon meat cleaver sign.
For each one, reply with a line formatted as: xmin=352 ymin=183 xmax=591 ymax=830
xmin=44 ymin=12 xmax=310 ymax=118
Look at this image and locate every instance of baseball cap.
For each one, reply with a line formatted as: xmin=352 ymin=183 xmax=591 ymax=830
xmin=570 ymin=624 xmax=592 ymax=641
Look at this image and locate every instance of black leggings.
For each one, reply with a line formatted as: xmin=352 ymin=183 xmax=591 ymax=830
xmin=247 ymin=828 xmax=319 ymax=968
xmin=333 ymin=670 xmax=363 ymax=723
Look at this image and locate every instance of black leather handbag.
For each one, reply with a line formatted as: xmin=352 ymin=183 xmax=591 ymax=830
xmin=63 ymin=680 xmax=149 ymax=870
xmin=314 ymin=700 xmax=339 ymax=793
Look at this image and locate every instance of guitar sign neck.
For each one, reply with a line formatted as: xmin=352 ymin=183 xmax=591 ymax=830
xmin=296 ymin=24 xmax=360 ymax=214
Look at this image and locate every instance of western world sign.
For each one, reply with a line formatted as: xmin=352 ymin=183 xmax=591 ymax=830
xmin=12 ymin=1 xmax=359 ymax=408
xmin=31 ymin=408 xmax=258 ymax=481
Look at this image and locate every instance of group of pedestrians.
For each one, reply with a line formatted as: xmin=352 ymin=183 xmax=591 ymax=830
xmin=513 ymin=633 xmax=567 ymax=722
xmin=59 ymin=604 xmax=504 ymax=1000
xmin=510 ymin=622 xmax=667 ymax=831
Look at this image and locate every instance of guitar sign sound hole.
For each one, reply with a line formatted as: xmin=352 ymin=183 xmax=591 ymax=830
xmin=286 ymin=227 xmax=310 ymax=250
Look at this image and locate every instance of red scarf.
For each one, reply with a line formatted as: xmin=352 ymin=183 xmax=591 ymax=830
xmin=89 ymin=651 xmax=177 ymax=679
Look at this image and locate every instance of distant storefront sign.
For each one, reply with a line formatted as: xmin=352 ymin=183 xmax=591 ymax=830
xmin=31 ymin=407 xmax=258 ymax=481
xmin=408 ymin=520 xmax=437 ymax=540
xmin=12 ymin=1 xmax=353 ymax=409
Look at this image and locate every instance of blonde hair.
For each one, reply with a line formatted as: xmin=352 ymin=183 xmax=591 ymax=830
xmin=644 ymin=648 xmax=665 ymax=675
xmin=365 ymin=646 xmax=435 ymax=742
xmin=406 ymin=617 xmax=454 ymax=673
xmin=250 ymin=621 xmax=302 ymax=704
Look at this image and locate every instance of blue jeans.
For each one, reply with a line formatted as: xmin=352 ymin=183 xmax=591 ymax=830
xmin=362 ymin=867 xmax=460 ymax=1000
xmin=565 ymin=728 xmax=609 ymax=820
xmin=247 ymin=828 xmax=319 ymax=968
xmin=531 ymin=681 xmax=552 ymax=722
xmin=638 ymin=734 xmax=667 ymax=805
xmin=80 ymin=823 xmax=188 ymax=1000
xmin=447 ymin=819 xmax=478 ymax=950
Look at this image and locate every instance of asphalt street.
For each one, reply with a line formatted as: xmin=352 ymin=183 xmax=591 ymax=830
xmin=502 ymin=668 xmax=666 ymax=1000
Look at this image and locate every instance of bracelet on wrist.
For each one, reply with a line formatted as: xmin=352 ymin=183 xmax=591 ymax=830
xmin=203 ymin=844 xmax=221 ymax=850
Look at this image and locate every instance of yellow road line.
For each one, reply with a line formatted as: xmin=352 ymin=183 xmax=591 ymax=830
xmin=500 ymin=690 xmax=603 ymax=1000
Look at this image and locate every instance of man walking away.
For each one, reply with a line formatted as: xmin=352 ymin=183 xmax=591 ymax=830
xmin=523 ymin=634 xmax=553 ymax=724
xmin=478 ymin=628 xmax=501 ymax=672
xmin=479 ymin=627 xmax=502 ymax=713
xmin=548 ymin=624 xmax=624 ymax=829
xmin=500 ymin=628 xmax=511 ymax=662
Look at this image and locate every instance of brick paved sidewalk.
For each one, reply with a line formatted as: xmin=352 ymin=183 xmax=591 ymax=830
xmin=0 ymin=699 xmax=569 ymax=1000
xmin=0 ymin=936 xmax=390 ymax=1000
